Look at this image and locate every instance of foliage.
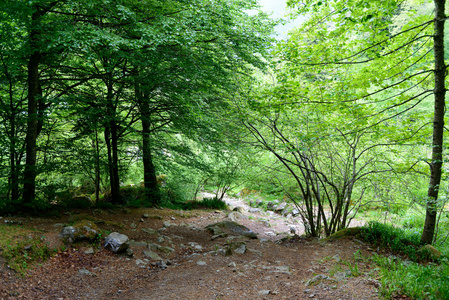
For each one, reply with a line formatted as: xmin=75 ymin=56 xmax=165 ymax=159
xmin=372 ymin=254 xmax=449 ymax=300
xmin=361 ymin=221 xmax=431 ymax=262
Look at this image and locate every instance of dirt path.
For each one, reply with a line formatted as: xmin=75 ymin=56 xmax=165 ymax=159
xmin=0 ymin=202 xmax=380 ymax=299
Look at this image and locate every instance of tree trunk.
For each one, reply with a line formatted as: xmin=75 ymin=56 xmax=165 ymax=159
xmin=421 ymin=0 xmax=446 ymax=245
xmin=94 ymin=128 xmax=100 ymax=203
xmin=22 ymin=10 xmax=42 ymax=207
xmin=141 ymin=110 xmax=161 ymax=206
xmin=137 ymin=86 xmax=161 ymax=206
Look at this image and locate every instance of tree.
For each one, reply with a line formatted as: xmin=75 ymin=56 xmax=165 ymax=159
xmin=283 ymin=0 xmax=443 ymax=243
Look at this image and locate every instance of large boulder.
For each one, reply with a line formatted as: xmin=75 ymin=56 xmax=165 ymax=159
xmin=60 ymin=220 xmax=99 ymax=243
xmin=206 ymin=221 xmax=257 ymax=239
xmin=104 ymin=232 xmax=129 ymax=253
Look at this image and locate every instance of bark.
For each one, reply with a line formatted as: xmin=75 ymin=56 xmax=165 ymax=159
xmin=94 ymin=128 xmax=100 ymax=203
xmin=141 ymin=109 xmax=161 ymax=206
xmin=137 ymin=86 xmax=161 ymax=206
xmin=105 ymin=78 xmax=121 ymax=204
xmin=22 ymin=10 xmax=42 ymax=206
xmin=421 ymin=0 xmax=446 ymax=245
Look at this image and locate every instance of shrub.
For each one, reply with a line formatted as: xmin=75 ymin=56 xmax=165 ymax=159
xmin=361 ymin=221 xmax=429 ymax=262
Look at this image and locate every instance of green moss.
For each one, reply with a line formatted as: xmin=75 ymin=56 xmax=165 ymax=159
xmin=326 ymin=227 xmax=362 ymax=242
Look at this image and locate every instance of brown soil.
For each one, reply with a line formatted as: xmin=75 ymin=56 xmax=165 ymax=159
xmin=0 ymin=205 xmax=383 ymax=300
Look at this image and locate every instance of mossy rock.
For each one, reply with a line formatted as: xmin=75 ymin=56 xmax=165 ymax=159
xmin=60 ymin=219 xmax=99 ymax=243
xmin=326 ymin=227 xmax=362 ymax=242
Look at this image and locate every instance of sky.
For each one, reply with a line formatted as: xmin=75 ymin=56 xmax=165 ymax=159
xmin=258 ymin=0 xmax=302 ymax=39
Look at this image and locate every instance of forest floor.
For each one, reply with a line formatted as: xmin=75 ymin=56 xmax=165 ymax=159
xmin=0 ymin=196 xmax=392 ymax=300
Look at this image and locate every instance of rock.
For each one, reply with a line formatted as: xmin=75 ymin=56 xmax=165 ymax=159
xmin=163 ymin=221 xmax=176 ymax=228
xmin=332 ymin=254 xmax=340 ymax=262
xmin=248 ymin=208 xmax=260 ymax=213
xmin=79 ymin=269 xmax=95 ymax=276
xmin=274 ymin=265 xmax=291 ymax=275
xmin=155 ymin=260 xmax=168 ymax=270
xmin=334 ymin=270 xmax=351 ymax=280
xmin=205 ymin=221 xmax=257 ymax=239
xmin=274 ymin=202 xmax=287 ymax=213
xmin=129 ymin=240 xmax=148 ymax=247
xmin=228 ymin=211 xmax=247 ymax=222
xmin=141 ymin=228 xmax=157 ymax=235
xmin=290 ymin=226 xmax=296 ymax=234
xmin=104 ymin=232 xmax=129 ymax=253
xmin=84 ymin=247 xmax=95 ymax=255
xmin=126 ymin=248 xmax=134 ymax=257
xmin=305 ymin=274 xmax=331 ymax=286
xmin=136 ymin=259 xmax=147 ymax=266
xmin=259 ymin=290 xmax=271 ymax=295
xmin=60 ymin=220 xmax=99 ymax=243
xmin=158 ymin=246 xmax=175 ymax=254
xmin=423 ymin=244 xmax=442 ymax=259
xmin=266 ymin=202 xmax=275 ymax=211
xmin=143 ymin=250 xmax=162 ymax=260
xmin=234 ymin=244 xmax=247 ymax=254
xmin=233 ymin=206 xmax=245 ymax=213
xmin=256 ymin=199 xmax=263 ymax=206
xmin=227 ymin=241 xmax=247 ymax=255
xmin=228 ymin=262 xmax=237 ymax=268
xmin=291 ymin=208 xmax=300 ymax=216
xmin=211 ymin=233 xmax=228 ymax=240
xmin=197 ymin=260 xmax=207 ymax=266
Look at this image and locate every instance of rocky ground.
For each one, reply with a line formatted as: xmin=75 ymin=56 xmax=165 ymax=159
xmin=0 ymin=196 xmax=383 ymax=300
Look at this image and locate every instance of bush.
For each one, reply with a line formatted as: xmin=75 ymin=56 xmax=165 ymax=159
xmin=361 ymin=221 xmax=429 ymax=262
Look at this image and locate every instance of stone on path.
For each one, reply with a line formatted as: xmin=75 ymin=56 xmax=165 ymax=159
xmin=104 ymin=232 xmax=129 ymax=253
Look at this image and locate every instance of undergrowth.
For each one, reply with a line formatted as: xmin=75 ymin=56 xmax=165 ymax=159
xmin=361 ymin=221 xmax=430 ymax=262
xmin=372 ymin=255 xmax=449 ymax=300
xmin=360 ymin=221 xmax=448 ymax=299
xmin=0 ymin=224 xmax=60 ymax=275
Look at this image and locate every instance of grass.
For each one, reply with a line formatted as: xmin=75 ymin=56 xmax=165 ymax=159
xmin=372 ymin=254 xmax=449 ymax=300
xmin=0 ymin=224 xmax=60 ymax=275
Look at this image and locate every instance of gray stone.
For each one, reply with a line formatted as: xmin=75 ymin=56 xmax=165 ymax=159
xmin=143 ymin=250 xmax=162 ymax=260
xmin=266 ymin=202 xmax=275 ymax=211
xmin=104 ymin=232 xmax=129 ymax=253
xmin=205 ymin=221 xmax=257 ymax=239
xmin=163 ymin=221 xmax=176 ymax=228
xmin=79 ymin=269 xmax=94 ymax=276
xmin=136 ymin=259 xmax=147 ymax=266
xmin=248 ymin=207 xmax=260 ymax=213
xmin=126 ymin=248 xmax=134 ymax=257
xmin=159 ymin=246 xmax=175 ymax=254
xmin=259 ymin=290 xmax=271 ymax=295
xmin=141 ymin=228 xmax=157 ymax=235
xmin=197 ymin=260 xmax=207 ymax=266
xmin=292 ymin=208 xmax=300 ymax=216
xmin=234 ymin=244 xmax=246 ymax=254
xmin=305 ymin=274 xmax=331 ymax=286
xmin=332 ymin=254 xmax=341 ymax=262
xmin=274 ymin=265 xmax=291 ymax=275
xmin=274 ymin=202 xmax=287 ymax=213
xmin=129 ymin=240 xmax=148 ymax=247
xmin=84 ymin=247 xmax=95 ymax=255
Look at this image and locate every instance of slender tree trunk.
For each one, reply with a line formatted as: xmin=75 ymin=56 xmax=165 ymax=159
xmin=104 ymin=79 xmax=121 ymax=204
xmin=94 ymin=128 xmax=100 ymax=203
xmin=7 ymin=68 xmax=19 ymax=202
xmin=421 ymin=0 xmax=446 ymax=245
xmin=22 ymin=10 xmax=42 ymax=206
